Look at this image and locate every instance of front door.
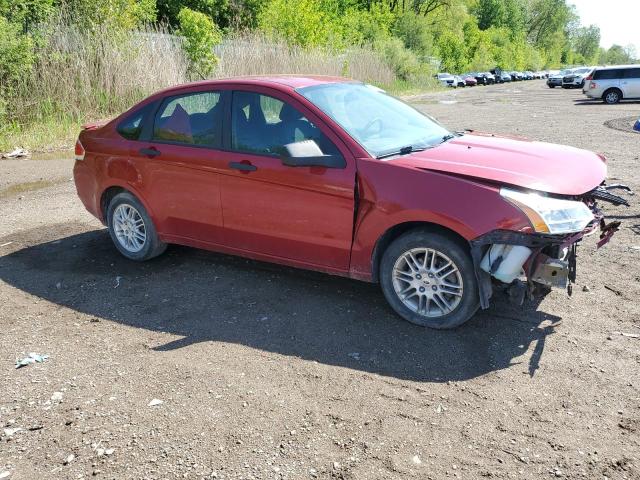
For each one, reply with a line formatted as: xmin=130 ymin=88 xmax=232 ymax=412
xmin=219 ymin=89 xmax=356 ymax=271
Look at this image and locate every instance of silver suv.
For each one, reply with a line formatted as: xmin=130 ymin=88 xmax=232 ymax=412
xmin=562 ymin=67 xmax=592 ymax=89
xmin=583 ymin=65 xmax=640 ymax=104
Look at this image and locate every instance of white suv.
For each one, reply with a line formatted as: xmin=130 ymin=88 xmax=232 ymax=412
xmin=562 ymin=67 xmax=592 ymax=89
xmin=583 ymin=65 xmax=640 ymax=104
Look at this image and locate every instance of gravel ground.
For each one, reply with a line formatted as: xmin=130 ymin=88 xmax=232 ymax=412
xmin=1 ymin=80 xmax=639 ymax=480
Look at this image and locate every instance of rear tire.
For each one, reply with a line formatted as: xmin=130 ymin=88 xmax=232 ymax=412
xmin=106 ymin=192 xmax=167 ymax=261
xmin=603 ymin=88 xmax=622 ymax=104
xmin=379 ymin=229 xmax=479 ymax=329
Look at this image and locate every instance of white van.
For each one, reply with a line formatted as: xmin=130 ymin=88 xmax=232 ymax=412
xmin=583 ymin=65 xmax=640 ymax=104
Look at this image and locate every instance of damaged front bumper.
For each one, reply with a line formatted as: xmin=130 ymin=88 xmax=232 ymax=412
xmin=470 ymin=184 xmax=632 ymax=309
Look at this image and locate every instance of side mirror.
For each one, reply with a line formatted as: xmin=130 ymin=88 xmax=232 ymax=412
xmin=280 ymin=140 xmax=345 ymax=168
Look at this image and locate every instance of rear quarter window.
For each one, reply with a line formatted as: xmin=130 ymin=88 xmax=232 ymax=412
xmin=593 ymin=69 xmax=622 ymax=80
xmin=116 ymin=104 xmax=153 ymax=141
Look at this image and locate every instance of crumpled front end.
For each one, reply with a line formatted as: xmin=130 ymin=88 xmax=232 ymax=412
xmin=470 ymin=184 xmax=632 ymax=308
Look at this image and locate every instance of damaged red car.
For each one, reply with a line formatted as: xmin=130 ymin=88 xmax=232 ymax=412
xmin=73 ymin=76 xmax=631 ymax=329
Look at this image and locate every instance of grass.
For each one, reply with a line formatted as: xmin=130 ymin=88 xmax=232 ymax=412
xmin=0 ymin=115 xmax=82 ymax=153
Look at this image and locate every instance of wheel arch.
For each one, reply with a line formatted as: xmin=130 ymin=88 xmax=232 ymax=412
xmin=370 ymin=221 xmax=469 ymax=283
xmin=603 ymin=87 xmax=623 ymax=101
xmin=99 ymin=184 xmax=157 ymax=228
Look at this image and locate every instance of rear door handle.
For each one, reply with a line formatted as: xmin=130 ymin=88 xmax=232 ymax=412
xmin=139 ymin=147 xmax=160 ymax=157
xmin=229 ymin=161 xmax=257 ymax=172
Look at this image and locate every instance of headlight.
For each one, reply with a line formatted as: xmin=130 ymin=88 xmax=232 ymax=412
xmin=500 ymin=188 xmax=594 ymax=234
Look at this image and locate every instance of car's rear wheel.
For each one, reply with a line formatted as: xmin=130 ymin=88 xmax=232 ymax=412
xmin=603 ymin=88 xmax=622 ymax=104
xmin=548 ymin=85 xmax=555 ymax=88
xmin=106 ymin=192 xmax=167 ymax=261
xmin=379 ymin=229 xmax=479 ymax=329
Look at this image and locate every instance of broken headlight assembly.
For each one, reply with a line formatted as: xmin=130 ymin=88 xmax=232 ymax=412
xmin=500 ymin=188 xmax=595 ymax=234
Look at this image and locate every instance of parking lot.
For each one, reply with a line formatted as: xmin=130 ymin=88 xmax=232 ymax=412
xmin=1 ymin=80 xmax=639 ymax=479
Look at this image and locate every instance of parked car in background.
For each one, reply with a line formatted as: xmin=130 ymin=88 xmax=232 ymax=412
xmin=454 ymin=75 xmax=466 ymax=88
xmin=583 ymin=65 xmax=640 ymax=104
xmin=463 ymin=75 xmax=478 ymax=86
xmin=437 ymin=73 xmax=457 ymax=88
xmin=533 ymin=71 xmax=543 ymax=79
xmin=547 ymin=70 xmax=568 ymax=88
xmin=562 ymin=67 xmax=592 ymax=89
xmin=73 ymin=75 xmax=628 ymax=329
xmin=500 ymin=72 xmax=512 ymax=82
xmin=481 ymin=72 xmax=496 ymax=84
xmin=522 ymin=71 xmax=534 ymax=80
xmin=510 ymin=71 xmax=523 ymax=81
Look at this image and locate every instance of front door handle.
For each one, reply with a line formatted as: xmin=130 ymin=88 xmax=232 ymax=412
xmin=229 ymin=161 xmax=257 ymax=172
xmin=139 ymin=147 xmax=160 ymax=157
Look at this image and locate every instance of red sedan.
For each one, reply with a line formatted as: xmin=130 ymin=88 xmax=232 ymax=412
xmin=73 ymin=76 xmax=628 ymax=328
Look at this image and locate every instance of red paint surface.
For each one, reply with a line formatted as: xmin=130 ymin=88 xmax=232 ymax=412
xmin=73 ymin=76 xmax=607 ymax=281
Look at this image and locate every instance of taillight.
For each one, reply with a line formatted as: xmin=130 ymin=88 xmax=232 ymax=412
xmin=589 ymin=81 xmax=596 ymax=89
xmin=585 ymin=74 xmax=592 ymax=81
xmin=75 ymin=140 xmax=85 ymax=161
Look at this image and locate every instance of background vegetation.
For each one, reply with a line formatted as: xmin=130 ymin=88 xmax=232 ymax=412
xmin=1 ymin=0 xmax=638 ymax=150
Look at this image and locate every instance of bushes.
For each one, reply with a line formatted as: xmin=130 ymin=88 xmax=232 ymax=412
xmin=177 ymin=7 xmax=222 ymax=78
xmin=0 ymin=16 xmax=35 ymax=125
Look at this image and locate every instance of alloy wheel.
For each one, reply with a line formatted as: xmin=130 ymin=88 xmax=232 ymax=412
xmin=113 ymin=203 xmax=147 ymax=253
xmin=392 ymin=248 xmax=464 ymax=318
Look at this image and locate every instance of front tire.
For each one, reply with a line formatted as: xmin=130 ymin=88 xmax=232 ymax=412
xmin=379 ymin=229 xmax=479 ymax=329
xmin=106 ymin=192 xmax=167 ymax=261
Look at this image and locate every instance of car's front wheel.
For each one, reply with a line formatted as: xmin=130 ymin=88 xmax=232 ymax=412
xmin=380 ymin=230 xmax=479 ymax=329
xmin=106 ymin=192 xmax=167 ymax=261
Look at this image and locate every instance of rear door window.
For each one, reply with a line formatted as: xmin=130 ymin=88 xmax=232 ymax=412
xmin=153 ymin=91 xmax=222 ymax=147
xmin=593 ymin=69 xmax=622 ymax=80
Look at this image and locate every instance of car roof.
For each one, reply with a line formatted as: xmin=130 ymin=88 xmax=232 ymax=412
xmin=593 ymin=64 xmax=639 ymax=70
xmin=154 ymin=75 xmax=355 ymax=96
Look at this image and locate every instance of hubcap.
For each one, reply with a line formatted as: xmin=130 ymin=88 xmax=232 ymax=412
xmin=113 ymin=204 xmax=147 ymax=253
xmin=392 ymin=248 xmax=464 ymax=318
xmin=606 ymin=92 xmax=618 ymax=103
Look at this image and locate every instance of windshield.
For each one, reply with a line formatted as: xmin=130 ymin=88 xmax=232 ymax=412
xmin=297 ymin=83 xmax=451 ymax=158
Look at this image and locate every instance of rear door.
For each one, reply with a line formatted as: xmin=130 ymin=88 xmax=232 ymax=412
xmin=218 ymin=87 xmax=356 ymax=271
xmin=129 ymin=89 xmax=228 ymax=244
xmin=621 ymin=67 xmax=640 ymax=98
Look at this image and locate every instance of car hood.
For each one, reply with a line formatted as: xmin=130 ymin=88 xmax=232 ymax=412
xmin=389 ymin=132 xmax=606 ymax=195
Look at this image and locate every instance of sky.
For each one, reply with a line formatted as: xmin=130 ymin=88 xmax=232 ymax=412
xmin=569 ymin=0 xmax=640 ymax=55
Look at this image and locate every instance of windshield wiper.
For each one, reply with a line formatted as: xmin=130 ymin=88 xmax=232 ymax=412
xmin=376 ymin=145 xmax=427 ymax=159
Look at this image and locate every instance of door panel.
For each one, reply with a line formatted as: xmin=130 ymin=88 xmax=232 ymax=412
xmin=131 ymin=144 xmax=227 ymax=242
xmin=622 ymin=68 xmax=640 ymax=98
xmin=128 ymin=89 xmax=228 ymax=244
xmin=220 ymin=89 xmax=356 ymax=270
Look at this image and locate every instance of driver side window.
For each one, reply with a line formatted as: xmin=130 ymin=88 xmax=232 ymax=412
xmin=230 ymin=91 xmax=341 ymax=157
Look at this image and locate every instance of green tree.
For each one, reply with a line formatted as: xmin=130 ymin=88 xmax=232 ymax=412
xmin=0 ymin=0 xmax=54 ymax=31
xmin=258 ymin=0 xmax=328 ymax=47
xmin=178 ymin=7 xmax=222 ymax=78
xmin=157 ymin=0 xmax=229 ymax=28
xmin=437 ymin=30 xmax=466 ymax=72
xmin=64 ymin=0 xmax=157 ymax=29
xmin=571 ymin=25 xmax=600 ymax=64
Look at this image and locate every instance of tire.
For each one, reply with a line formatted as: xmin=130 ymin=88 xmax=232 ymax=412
xmin=548 ymin=85 xmax=555 ymax=88
xmin=106 ymin=191 xmax=167 ymax=261
xmin=603 ymin=88 xmax=622 ymax=104
xmin=379 ymin=229 xmax=479 ymax=329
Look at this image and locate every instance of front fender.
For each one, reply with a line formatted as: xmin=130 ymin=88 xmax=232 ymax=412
xmin=349 ymin=158 xmax=531 ymax=280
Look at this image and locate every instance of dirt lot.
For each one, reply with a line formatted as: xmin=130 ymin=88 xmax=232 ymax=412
xmin=1 ymin=80 xmax=639 ymax=480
